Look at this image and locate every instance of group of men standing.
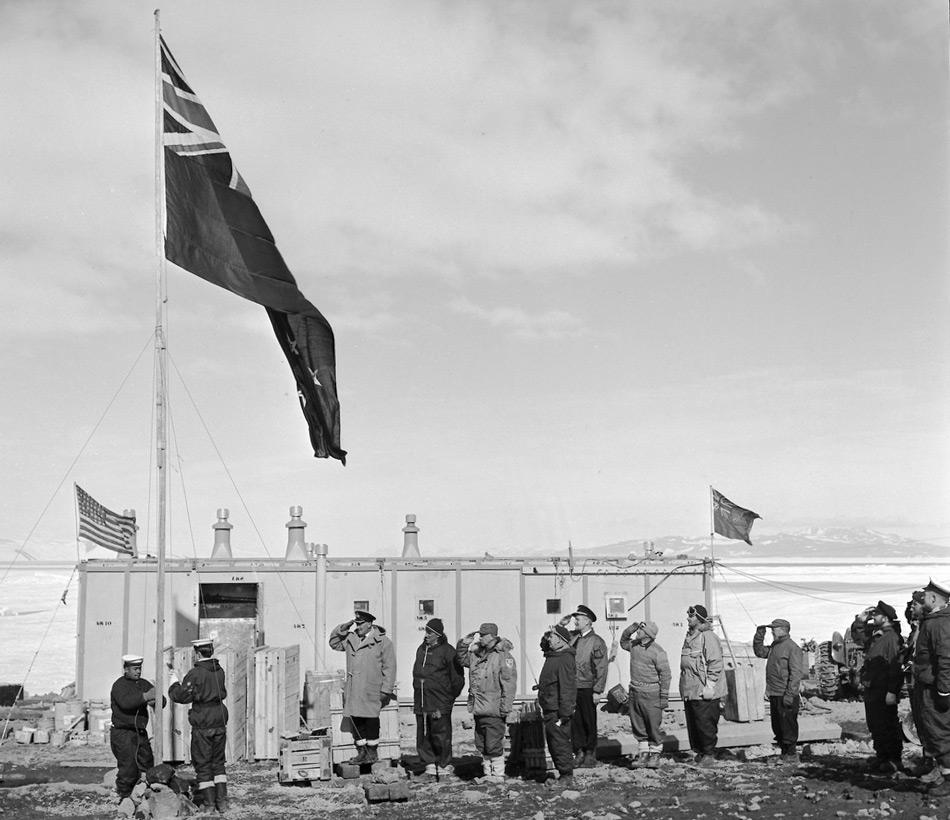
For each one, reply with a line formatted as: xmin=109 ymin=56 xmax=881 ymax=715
xmin=107 ymin=576 xmax=949 ymax=802
xmin=844 ymin=579 xmax=950 ymax=797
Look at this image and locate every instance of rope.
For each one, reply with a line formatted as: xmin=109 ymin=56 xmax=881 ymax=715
xmin=714 ymin=561 xmax=885 ymax=607
xmin=167 ymin=402 xmax=198 ymax=558
xmin=0 ymin=334 xmax=153 ymax=588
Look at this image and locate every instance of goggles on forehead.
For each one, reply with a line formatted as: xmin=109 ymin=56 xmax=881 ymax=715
xmin=687 ymin=607 xmax=698 ymax=616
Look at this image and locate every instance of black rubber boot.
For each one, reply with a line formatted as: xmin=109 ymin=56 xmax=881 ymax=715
xmin=346 ymin=745 xmax=367 ymax=764
xmin=214 ymin=781 xmax=229 ymax=813
xmin=199 ymin=786 xmax=217 ymax=812
xmin=363 ymin=745 xmax=379 ymax=764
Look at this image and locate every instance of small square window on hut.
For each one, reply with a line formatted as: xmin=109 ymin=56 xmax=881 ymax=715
xmin=418 ymin=599 xmax=435 ymax=616
xmin=353 ymin=600 xmax=369 ymax=612
xmin=546 ymin=599 xmax=561 ymax=615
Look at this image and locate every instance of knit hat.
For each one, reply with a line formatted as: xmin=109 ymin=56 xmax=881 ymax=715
xmin=689 ymin=604 xmax=709 ymax=621
xmin=552 ymin=624 xmax=573 ymax=644
xmin=872 ymin=601 xmax=897 ymax=622
xmin=479 ymin=622 xmax=498 ymax=637
xmin=425 ymin=618 xmax=444 ymax=636
xmin=639 ymin=621 xmax=659 ymax=640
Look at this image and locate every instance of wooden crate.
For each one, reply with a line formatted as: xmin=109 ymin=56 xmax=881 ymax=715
xmin=247 ymin=645 xmax=301 ymax=760
xmin=723 ymin=659 xmax=766 ymax=722
xmin=162 ymin=647 xmax=248 ymax=763
xmin=330 ymin=704 xmax=400 ymax=764
xmin=279 ymin=734 xmax=332 ymax=783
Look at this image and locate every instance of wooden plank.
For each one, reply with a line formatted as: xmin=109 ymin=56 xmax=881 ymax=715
xmin=251 ymin=645 xmax=301 ymax=760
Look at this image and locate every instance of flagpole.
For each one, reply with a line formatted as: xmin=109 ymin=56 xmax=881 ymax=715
xmin=708 ymin=485 xmax=716 ymax=616
xmin=153 ymin=7 xmax=168 ymax=762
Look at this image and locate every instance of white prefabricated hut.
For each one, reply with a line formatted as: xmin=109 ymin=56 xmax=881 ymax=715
xmin=75 ymin=511 xmax=711 ymax=710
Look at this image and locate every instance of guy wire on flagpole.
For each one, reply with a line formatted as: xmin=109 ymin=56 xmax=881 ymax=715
xmin=153 ymin=7 xmax=168 ymax=761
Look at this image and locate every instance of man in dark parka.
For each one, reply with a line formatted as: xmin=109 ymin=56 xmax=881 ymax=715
xmin=538 ymin=624 xmax=577 ymax=786
xmin=412 ymin=618 xmax=465 ymax=775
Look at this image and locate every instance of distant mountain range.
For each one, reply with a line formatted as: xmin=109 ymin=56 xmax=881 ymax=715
xmin=2 ymin=528 xmax=948 ymax=563
xmin=571 ymin=527 xmax=949 ymax=561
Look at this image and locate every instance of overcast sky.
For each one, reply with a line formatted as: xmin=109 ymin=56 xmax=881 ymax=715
xmin=1 ymin=1 xmax=947 ymax=560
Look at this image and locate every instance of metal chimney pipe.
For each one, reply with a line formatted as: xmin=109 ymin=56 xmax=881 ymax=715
xmin=211 ymin=508 xmax=233 ymax=559
xmin=401 ymin=514 xmax=420 ymax=558
xmin=314 ymin=542 xmax=328 ymax=672
xmin=285 ymin=506 xmax=308 ymax=560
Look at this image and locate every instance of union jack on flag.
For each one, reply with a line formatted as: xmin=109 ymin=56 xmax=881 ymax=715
xmin=160 ymin=37 xmax=250 ymax=196
xmin=75 ymin=484 xmax=136 ymax=556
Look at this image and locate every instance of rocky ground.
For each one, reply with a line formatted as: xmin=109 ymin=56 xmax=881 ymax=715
xmin=0 ymin=701 xmax=947 ymax=820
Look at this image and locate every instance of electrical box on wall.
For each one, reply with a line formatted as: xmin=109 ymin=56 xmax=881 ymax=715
xmin=417 ymin=598 xmax=436 ymax=629
xmin=604 ymin=594 xmax=628 ymax=620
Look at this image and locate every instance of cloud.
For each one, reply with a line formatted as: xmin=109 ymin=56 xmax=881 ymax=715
xmin=450 ymin=297 xmax=584 ymax=340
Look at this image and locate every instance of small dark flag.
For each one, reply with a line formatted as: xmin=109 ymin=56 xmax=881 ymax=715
xmin=75 ymin=485 xmax=136 ymax=556
xmin=711 ymin=488 xmax=760 ymax=545
xmin=160 ymin=36 xmax=345 ymax=463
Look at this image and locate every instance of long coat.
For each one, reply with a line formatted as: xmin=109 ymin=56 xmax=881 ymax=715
xmin=329 ymin=623 xmax=396 ymax=718
xmin=679 ymin=622 xmax=727 ymax=700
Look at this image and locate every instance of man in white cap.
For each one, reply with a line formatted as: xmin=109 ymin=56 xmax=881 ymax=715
xmin=912 ymin=579 xmax=950 ymax=796
xmin=753 ymin=618 xmax=804 ymax=766
xmin=620 ymin=621 xmax=671 ymax=768
xmin=168 ymin=638 xmax=229 ymax=812
xmin=110 ymin=654 xmax=160 ymax=803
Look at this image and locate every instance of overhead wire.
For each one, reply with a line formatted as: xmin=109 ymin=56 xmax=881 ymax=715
xmin=0 ymin=333 xmax=154 ymax=590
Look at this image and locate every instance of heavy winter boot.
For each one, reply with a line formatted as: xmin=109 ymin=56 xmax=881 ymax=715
xmin=346 ymin=744 xmax=367 ymax=765
xmin=199 ymin=786 xmax=217 ymax=812
xmin=214 ymin=781 xmax=229 ymax=813
xmin=362 ymin=745 xmax=379 ymax=765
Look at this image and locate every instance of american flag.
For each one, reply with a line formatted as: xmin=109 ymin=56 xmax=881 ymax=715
xmin=75 ymin=485 xmax=136 ymax=555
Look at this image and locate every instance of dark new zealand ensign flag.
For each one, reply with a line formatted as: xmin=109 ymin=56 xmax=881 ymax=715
xmin=160 ymin=36 xmax=345 ymax=463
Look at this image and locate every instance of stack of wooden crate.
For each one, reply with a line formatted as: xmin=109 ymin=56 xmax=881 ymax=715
xmin=723 ymin=656 xmax=766 ymax=722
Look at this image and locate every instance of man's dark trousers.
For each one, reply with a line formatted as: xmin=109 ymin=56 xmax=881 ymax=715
xmin=543 ymin=713 xmax=574 ymax=776
xmin=192 ymin=727 xmax=227 ymax=784
xmin=769 ymin=695 xmax=800 ymax=754
xmin=864 ymin=689 xmax=903 ymax=762
xmin=684 ymin=698 xmax=720 ymax=756
xmin=416 ymin=711 xmax=453 ymax=767
xmin=474 ymin=715 xmax=506 ymax=758
xmin=571 ymin=688 xmax=597 ymax=753
xmin=110 ymin=727 xmax=154 ymax=797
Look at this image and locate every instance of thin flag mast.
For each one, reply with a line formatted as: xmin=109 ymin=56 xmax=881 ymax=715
xmin=153 ymin=7 xmax=168 ymax=761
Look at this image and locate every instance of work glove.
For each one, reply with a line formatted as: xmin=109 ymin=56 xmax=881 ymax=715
xmin=782 ymin=693 xmax=796 ymax=708
xmin=885 ymin=692 xmax=898 ymax=706
xmin=755 ymin=625 xmax=767 ymax=634
xmin=556 ymin=717 xmax=569 ymax=728
xmin=659 ymin=697 xmax=669 ymax=711
xmin=142 ymin=687 xmax=156 ymax=703
xmin=380 ymin=692 xmax=395 ymax=708
xmin=431 ymin=709 xmax=442 ymax=721
xmin=935 ymin=692 xmax=950 ymax=713
xmin=701 ymin=681 xmax=716 ymax=700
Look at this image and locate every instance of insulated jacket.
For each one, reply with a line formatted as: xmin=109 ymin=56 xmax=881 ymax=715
xmin=412 ymin=636 xmax=464 ymax=714
xmin=111 ymin=676 xmax=160 ymax=731
xmin=619 ymin=631 xmax=671 ymax=696
xmin=538 ymin=646 xmax=577 ymax=721
xmin=753 ymin=630 xmax=804 ymax=698
xmin=329 ymin=622 xmax=396 ymax=718
xmin=679 ymin=622 xmax=727 ymax=701
xmin=852 ymin=619 xmax=904 ymax=694
xmin=913 ymin=606 xmax=950 ymax=695
xmin=456 ymin=635 xmax=517 ymax=717
xmin=573 ymin=629 xmax=609 ymax=692
xmin=168 ymin=658 xmax=228 ymax=729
